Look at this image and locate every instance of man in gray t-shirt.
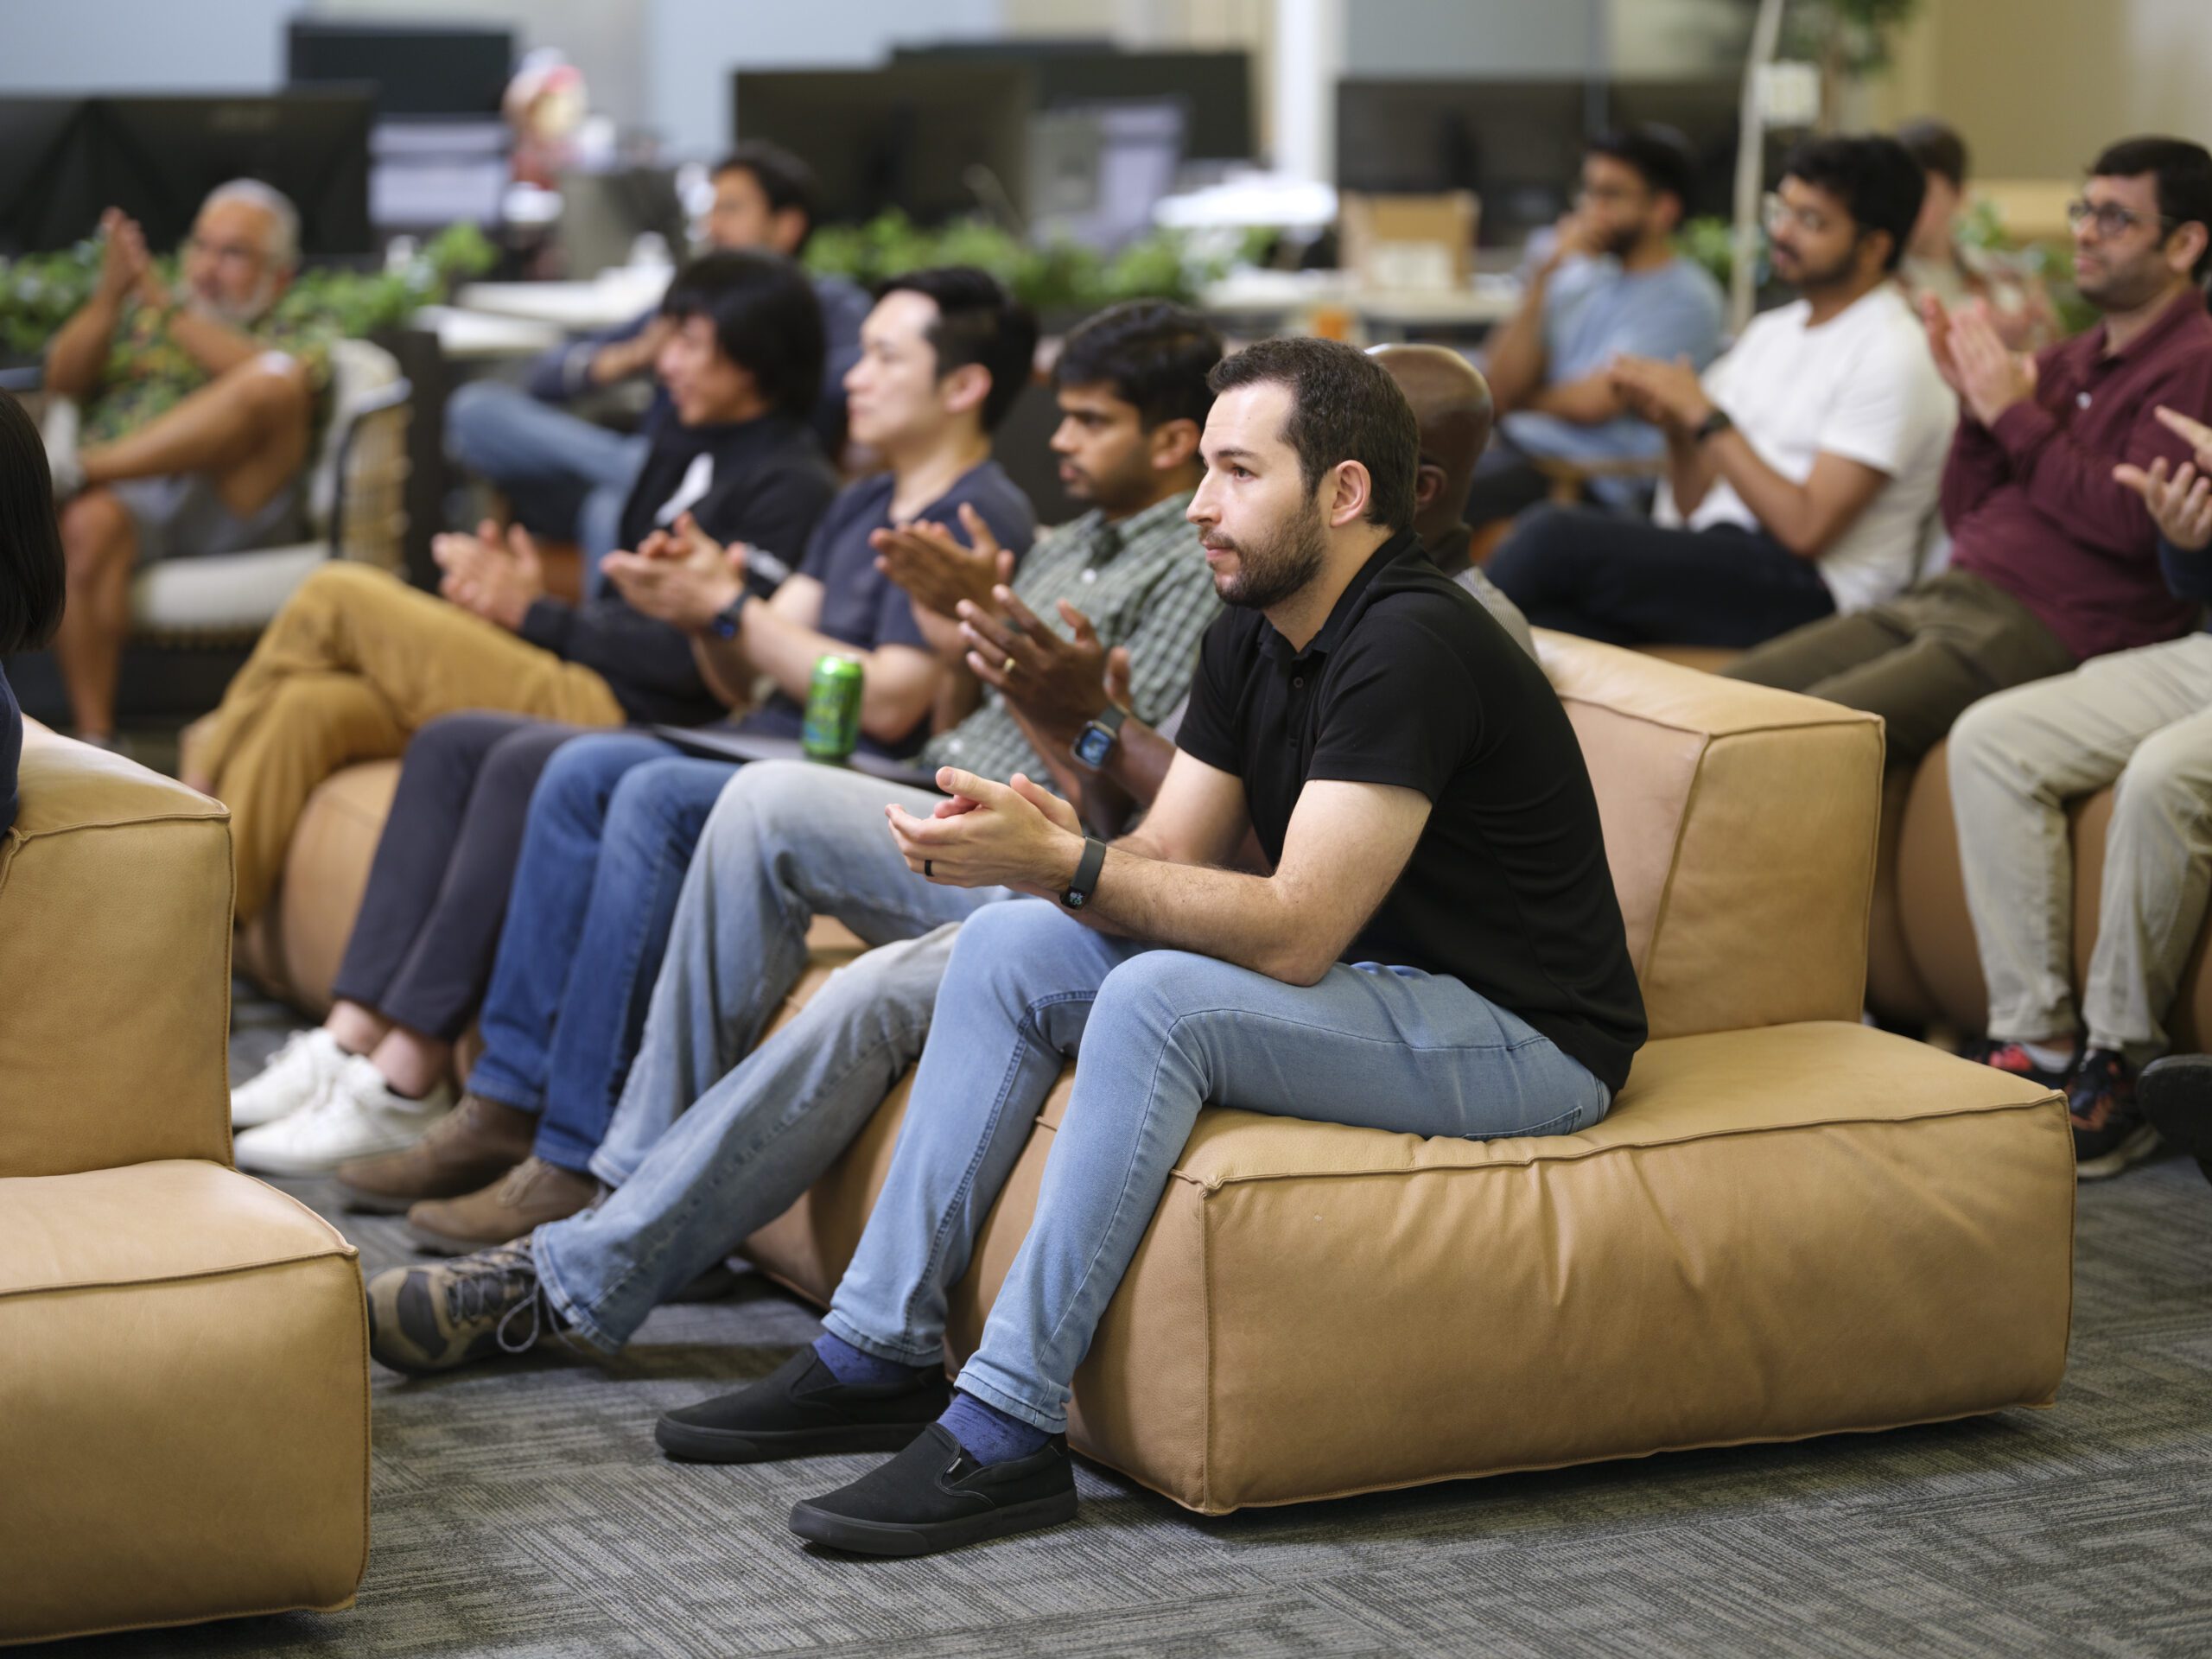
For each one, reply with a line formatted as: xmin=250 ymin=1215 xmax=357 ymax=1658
xmin=1473 ymin=125 xmax=1724 ymax=522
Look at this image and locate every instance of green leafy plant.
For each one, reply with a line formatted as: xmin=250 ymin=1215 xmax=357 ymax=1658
xmin=0 ymin=221 xmax=497 ymax=358
xmin=801 ymin=213 xmax=1240 ymax=314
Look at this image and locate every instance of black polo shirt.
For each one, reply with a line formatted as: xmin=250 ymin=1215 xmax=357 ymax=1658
xmin=1173 ymin=531 xmax=1646 ymax=1091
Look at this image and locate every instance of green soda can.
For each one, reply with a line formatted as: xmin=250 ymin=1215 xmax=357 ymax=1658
xmin=802 ymin=652 xmax=865 ymax=760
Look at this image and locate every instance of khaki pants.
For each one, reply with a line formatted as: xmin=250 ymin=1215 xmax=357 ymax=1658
xmin=1947 ymin=633 xmax=2212 ymax=1064
xmin=1725 ymin=569 xmax=2076 ymax=766
xmin=195 ymin=564 xmax=626 ymax=922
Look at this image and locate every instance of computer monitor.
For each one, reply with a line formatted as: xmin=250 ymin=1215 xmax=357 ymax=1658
xmin=732 ymin=66 xmax=1035 ymax=226
xmin=0 ymin=92 xmax=375 ymax=257
xmin=897 ymin=44 xmax=1255 ymax=163
xmin=1335 ymin=79 xmax=1592 ymax=245
xmin=0 ymin=100 xmax=97 ymax=256
xmin=287 ymin=20 xmax=514 ymax=119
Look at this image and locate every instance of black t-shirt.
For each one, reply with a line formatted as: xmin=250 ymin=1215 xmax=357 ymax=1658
xmin=0 ymin=660 xmax=19 ymax=834
xmin=1174 ymin=531 xmax=1647 ymax=1091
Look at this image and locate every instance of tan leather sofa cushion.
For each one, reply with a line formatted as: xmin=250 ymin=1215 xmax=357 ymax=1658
xmin=0 ymin=1161 xmax=371 ymax=1644
xmin=236 ymin=761 xmax=401 ymax=1014
xmin=745 ymin=1020 xmax=2072 ymax=1513
xmin=0 ymin=731 xmax=233 ymax=1178
xmin=1884 ymin=740 xmax=2212 ymax=1047
xmin=1536 ymin=633 xmax=1884 ymax=1038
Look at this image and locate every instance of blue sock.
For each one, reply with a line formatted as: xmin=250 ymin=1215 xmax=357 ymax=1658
xmin=811 ymin=1332 xmax=928 ymax=1387
xmin=938 ymin=1390 xmax=1052 ymax=1465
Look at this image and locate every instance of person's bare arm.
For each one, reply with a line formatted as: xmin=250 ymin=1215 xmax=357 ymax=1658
xmin=44 ymin=210 xmax=144 ymax=398
xmin=733 ymin=575 xmax=943 ymax=745
xmin=1524 ymin=370 xmax=1628 ymax=424
xmin=162 ymin=305 xmax=270 ymax=379
xmin=1485 ymin=217 xmax=1599 ymax=412
xmin=887 ymin=757 xmax=1429 ymax=986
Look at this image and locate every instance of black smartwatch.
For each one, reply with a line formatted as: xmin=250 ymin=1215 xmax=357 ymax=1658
xmin=1693 ymin=406 xmax=1734 ymax=444
xmin=706 ymin=594 xmax=748 ymax=640
xmin=1071 ymin=702 xmax=1128 ymax=771
xmin=1061 ymin=836 xmax=1108 ymax=910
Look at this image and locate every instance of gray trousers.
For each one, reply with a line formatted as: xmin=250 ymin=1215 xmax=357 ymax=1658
xmin=1948 ymin=633 xmax=2212 ymax=1064
xmin=1726 ymin=569 xmax=2075 ymax=767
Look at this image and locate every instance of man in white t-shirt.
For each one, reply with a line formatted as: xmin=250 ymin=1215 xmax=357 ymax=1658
xmin=1487 ymin=135 xmax=1955 ymax=650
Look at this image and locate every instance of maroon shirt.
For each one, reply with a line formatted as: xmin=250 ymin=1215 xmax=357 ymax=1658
xmin=1945 ymin=287 xmax=2212 ymax=662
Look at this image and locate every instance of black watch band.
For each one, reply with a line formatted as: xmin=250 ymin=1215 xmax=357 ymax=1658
xmin=1061 ymin=836 xmax=1109 ymax=910
xmin=707 ymin=595 xmax=748 ymax=639
xmin=1693 ymin=406 xmax=1734 ymax=444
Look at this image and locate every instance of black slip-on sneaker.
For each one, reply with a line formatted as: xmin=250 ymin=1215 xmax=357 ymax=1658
xmin=788 ymin=1423 xmax=1078 ymax=1557
xmin=2069 ymin=1048 xmax=2158 ymax=1180
xmin=2139 ymin=1053 xmax=2212 ymax=1185
xmin=654 ymin=1349 xmax=950 ymax=1465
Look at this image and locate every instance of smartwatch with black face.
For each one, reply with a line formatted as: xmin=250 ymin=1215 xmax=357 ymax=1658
xmin=1071 ymin=702 xmax=1128 ymax=771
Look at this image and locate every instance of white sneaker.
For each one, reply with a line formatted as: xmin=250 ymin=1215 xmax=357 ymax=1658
xmin=232 ymin=1028 xmax=353 ymax=1130
xmin=233 ymin=1057 xmax=455 ymax=1177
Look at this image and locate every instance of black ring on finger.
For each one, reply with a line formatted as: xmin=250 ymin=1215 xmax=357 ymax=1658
xmin=925 ymin=859 xmax=934 ymax=879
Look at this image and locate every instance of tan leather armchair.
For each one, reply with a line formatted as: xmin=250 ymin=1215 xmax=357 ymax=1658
xmin=0 ymin=728 xmax=369 ymax=1647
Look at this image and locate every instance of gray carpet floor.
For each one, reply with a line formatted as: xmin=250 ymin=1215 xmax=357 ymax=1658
xmin=44 ymin=988 xmax=2212 ymax=1658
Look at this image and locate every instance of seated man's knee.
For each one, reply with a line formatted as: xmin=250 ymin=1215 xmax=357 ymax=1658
xmin=609 ymin=758 xmax=715 ymax=836
xmin=1485 ymin=504 xmax=1585 ymax=594
xmin=2113 ymin=727 xmax=2211 ymax=827
xmin=231 ymin=354 xmax=311 ymax=424
xmin=60 ymin=490 xmax=131 ymax=576
xmin=705 ymin=759 xmax=837 ymax=860
xmin=942 ymin=899 xmax=1078 ymax=992
xmin=443 ymin=379 xmax=521 ymax=464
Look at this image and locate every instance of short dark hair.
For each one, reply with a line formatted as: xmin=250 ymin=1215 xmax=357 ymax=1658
xmin=1206 ymin=336 xmax=1420 ymax=534
xmin=1896 ymin=118 xmax=1968 ymax=190
xmin=659 ymin=250 xmax=826 ymax=422
xmin=1586 ymin=124 xmax=1700 ymax=216
xmin=1052 ymin=301 xmax=1224 ymax=431
xmin=874 ymin=266 xmax=1039 ymax=432
xmin=713 ymin=141 xmax=822 ymax=251
xmin=2090 ymin=136 xmax=2212 ymax=283
xmin=0 ymin=391 xmax=65 ymax=656
xmin=1778 ymin=134 xmax=1927 ymax=272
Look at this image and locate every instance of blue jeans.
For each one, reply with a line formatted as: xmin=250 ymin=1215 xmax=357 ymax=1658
xmin=444 ymin=379 xmax=647 ymax=591
xmin=822 ymin=900 xmax=1613 ymax=1433
xmin=535 ymin=925 xmax=963 ymax=1353
xmin=466 ymin=734 xmax=736 ymax=1172
xmin=587 ymin=759 xmax=1010 ymax=1189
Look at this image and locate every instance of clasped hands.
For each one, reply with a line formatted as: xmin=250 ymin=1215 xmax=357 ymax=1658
xmin=433 ymin=518 xmax=548 ymax=632
xmin=96 ymin=207 xmax=172 ymax=313
xmin=871 ymin=503 xmax=1017 ymax=659
xmin=1607 ymin=353 xmax=1714 ymax=434
xmin=2116 ymin=406 xmax=2212 ymax=553
xmin=887 ymin=766 xmax=1086 ymax=899
xmin=602 ymin=512 xmax=747 ymax=632
xmin=1923 ymin=293 xmax=2037 ymax=428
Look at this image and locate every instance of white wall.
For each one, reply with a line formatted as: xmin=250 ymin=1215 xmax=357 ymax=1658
xmin=0 ymin=0 xmax=292 ymax=93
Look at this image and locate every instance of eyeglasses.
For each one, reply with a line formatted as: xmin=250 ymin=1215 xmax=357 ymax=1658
xmin=184 ymin=235 xmax=265 ymax=267
xmin=2066 ymin=200 xmax=2177 ymax=238
xmin=1760 ymin=194 xmax=1832 ymax=237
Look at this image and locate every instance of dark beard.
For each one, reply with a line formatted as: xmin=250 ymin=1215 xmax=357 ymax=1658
xmin=1216 ymin=502 xmax=1329 ymax=610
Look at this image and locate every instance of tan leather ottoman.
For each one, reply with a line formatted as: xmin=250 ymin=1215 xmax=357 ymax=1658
xmin=0 ymin=1163 xmax=370 ymax=1645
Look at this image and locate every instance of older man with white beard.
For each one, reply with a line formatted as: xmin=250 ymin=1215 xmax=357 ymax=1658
xmin=40 ymin=180 xmax=333 ymax=743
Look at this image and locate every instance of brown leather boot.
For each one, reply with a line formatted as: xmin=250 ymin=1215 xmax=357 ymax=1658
xmin=406 ymin=1156 xmax=601 ymax=1255
xmin=334 ymin=1093 xmax=536 ymax=1216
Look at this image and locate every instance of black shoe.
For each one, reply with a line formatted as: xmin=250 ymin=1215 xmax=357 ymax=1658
xmin=2139 ymin=1054 xmax=2212 ymax=1186
xmin=654 ymin=1349 xmax=950 ymax=1465
xmin=1963 ymin=1039 xmax=2075 ymax=1093
xmin=2069 ymin=1048 xmax=2158 ymax=1179
xmin=789 ymin=1423 xmax=1077 ymax=1557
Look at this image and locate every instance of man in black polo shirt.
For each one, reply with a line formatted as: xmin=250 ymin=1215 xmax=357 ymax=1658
xmin=695 ymin=336 xmax=1646 ymax=1556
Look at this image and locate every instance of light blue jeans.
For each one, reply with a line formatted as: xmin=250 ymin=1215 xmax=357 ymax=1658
xmin=822 ymin=899 xmax=1613 ymax=1434
xmin=585 ymin=760 xmax=1012 ymax=1190
xmin=444 ymin=379 xmax=647 ymax=591
xmin=534 ymin=925 xmax=962 ymax=1353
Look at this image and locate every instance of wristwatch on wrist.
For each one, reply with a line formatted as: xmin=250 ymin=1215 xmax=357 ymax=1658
xmin=706 ymin=594 xmax=748 ymax=640
xmin=1693 ymin=406 xmax=1734 ymax=444
xmin=1061 ymin=836 xmax=1109 ymax=910
xmin=1071 ymin=702 xmax=1128 ymax=770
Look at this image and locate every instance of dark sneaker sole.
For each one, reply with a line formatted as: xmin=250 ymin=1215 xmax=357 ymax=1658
xmin=2075 ymin=1122 xmax=2161 ymax=1180
xmin=788 ymin=1488 xmax=1079 ymax=1556
xmin=656 ymin=1415 xmax=938 ymax=1465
